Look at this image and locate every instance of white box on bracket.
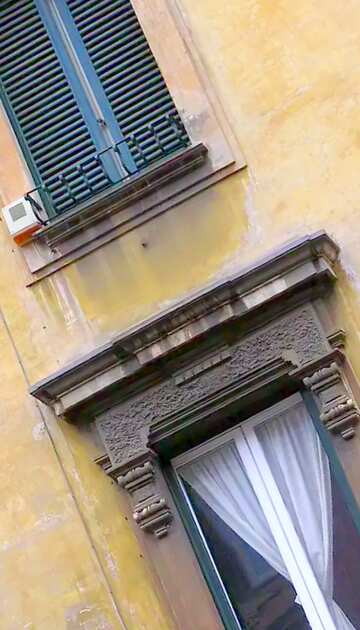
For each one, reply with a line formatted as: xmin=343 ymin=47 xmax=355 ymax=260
xmin=2 ymin=197 xmax=42 ymax=245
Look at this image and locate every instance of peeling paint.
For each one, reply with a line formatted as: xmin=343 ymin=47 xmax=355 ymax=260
xmin=32 ymin=421 xmax=46 ymax=441
xmin=105 ymin=552 xmax=119 ymax=580
xmin=65 ymin=603 xmax=114 ymax=630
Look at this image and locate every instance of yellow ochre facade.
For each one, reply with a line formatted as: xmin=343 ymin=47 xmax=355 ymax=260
xmin=1 ymin=0 xmax=360 ymax=628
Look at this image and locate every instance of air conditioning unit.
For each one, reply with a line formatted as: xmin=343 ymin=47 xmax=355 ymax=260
xmin=2 ymin=196 xmax=42 ymax=245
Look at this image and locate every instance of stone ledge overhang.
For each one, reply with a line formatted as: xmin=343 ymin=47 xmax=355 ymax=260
xmin=34 ymin=143 xmax=208 ymax=249
xmin=30 ymin=231 xmax=339 ymax=418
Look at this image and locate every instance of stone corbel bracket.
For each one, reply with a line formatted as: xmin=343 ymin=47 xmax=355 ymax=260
xmin=96 ymin=453 xmax=172 ymax=538
xmin=303 ymin=360 xmax=360 ymax=439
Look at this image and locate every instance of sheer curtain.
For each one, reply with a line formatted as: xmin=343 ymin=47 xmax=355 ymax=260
xmin=257 ymin=402 xmax=354 ymax=630
xmin=180 ymin=402 xmax=355 ymax=630
xmin=180 ymin=440 xmax=291 ymax=580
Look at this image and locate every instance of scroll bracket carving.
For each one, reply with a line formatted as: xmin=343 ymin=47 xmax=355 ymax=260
xmin=303 ymin=361 xmax=360 ymax=439
xmin=97 ymin=452 xmax=173 ymax=538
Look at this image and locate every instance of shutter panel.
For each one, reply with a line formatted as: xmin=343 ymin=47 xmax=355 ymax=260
xmin=66 ymin=0 xmax=190 ymax=169
xmin=0 ymin=0 xmax=111 ymax=215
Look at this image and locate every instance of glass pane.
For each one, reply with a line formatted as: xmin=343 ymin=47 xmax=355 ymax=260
xmin=256 ymin=401 xmax=360 ymax=629
xmin=185 ymin=481 xmax=311 ymax=629
xmin=180 ymin=441 xmax=311 ymax=629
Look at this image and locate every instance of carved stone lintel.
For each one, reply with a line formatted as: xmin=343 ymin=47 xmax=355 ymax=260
xmin=96 ymin=305 xmax=329 ymax=466
xmin=97 ymin=452 xmax=173 ymax=538
xmin=303 ymin=361 xmax=360 ymax=439
xmin=327 ymin=329 xmax=346 ymax=351
xmin=93 ymin=304 xmax=331 ymax=539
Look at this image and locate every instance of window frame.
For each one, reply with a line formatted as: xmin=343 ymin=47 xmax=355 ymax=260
xmin=168 ymin=392 xmax=360 ymax=630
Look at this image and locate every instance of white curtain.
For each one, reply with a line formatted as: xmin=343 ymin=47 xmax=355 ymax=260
xmin=257 ymin=402 xmax=354 ymax=630
xmin=180 ymin=402 xmax=355 ymax=630
xmin=180 ymin=440 xmax=292 ymax=580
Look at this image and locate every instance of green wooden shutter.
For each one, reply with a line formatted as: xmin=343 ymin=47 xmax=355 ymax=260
xmin=0 ymin=0 xmax=111 ymax=215
xmin=66 ymin=0 xmax=189 ymax=169
xmin=0 ymin=0 xmax=190 ymax=218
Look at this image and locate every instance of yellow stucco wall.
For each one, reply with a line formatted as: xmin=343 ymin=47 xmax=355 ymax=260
xmin=2 ymin=0 xmax=360 ymax=627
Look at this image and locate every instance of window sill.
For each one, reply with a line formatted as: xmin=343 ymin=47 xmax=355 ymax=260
xmin=22 ymin=141 xmax=242 ymax=284
xmin=38 ymin=143 xmax=207 ymax=248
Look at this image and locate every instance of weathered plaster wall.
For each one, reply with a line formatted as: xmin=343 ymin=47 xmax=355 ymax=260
xmin=0 ymin=307 xmax=174 ymax=629
xmin=1 ymin=0 xmax=360 ymax=627
xmin=172 ymin=0 xmax=360 ymax=390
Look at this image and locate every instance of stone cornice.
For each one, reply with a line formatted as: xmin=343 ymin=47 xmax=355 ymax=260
xmin=30 ymin=231 xmax=339 ymax=417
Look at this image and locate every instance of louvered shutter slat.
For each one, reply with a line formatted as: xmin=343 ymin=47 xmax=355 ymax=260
xmin=91 ymin=41 xmax=148 ymax=69
xmin=90 ymin=33 xmax=146 ymax=64
xmin=81 ymin=7 xmax=132 ymax=35
xmin=70 ymin=0 xmax=128 ymax=24
xmin=21 ymin=106 xmax=79 ymax=136
xmin=30 ymin=119 xmax=84 ymax=152
xmin=2 ymin=40 xmax=51 ymax=75
xmin=14 ymin=83 xmax=71 ymax=116
xmin=81 ymin=14 xmax=138 ymax=47
xmin=67 ymin=0 xmax=189 ymax=169
xmin=117 ymin=96 xmax=174 ymax=130
xmin=0 ymin=0 xmax=111 ymax=215
xmin=1 ymin=0 xmax=190 ymax=219
xmin=2 ymin=51 xmax=56 ymax=82
xmin=25 ymin=110 xmax=81 ymax=142
xmin=38 ymin=141 xmax=94 ymax=174
xmin=101 ymin=60 xmax=157 ymax=92
xmin=9 ymin=63 xmax=60 ymax=100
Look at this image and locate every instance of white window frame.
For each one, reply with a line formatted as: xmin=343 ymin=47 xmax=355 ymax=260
xmin=172 ymin=393 xmax=337 ymax=630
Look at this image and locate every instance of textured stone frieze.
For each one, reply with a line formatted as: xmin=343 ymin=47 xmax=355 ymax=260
xmin=174 ymin=347 xmax=231 ymax=385
xmin=96 ymin=306 xmax=329 ymax=466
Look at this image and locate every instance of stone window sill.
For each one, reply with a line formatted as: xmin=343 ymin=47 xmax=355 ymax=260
xmin=37 ymin=143 xmax=207 ymax=248
xmin=23 ymin=141 xmax=242 ymax=284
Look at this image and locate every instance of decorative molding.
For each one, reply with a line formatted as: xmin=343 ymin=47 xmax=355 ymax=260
xmin=30 ymin=231 xmax=338 ymax=418
xmin=133 ymin=497 xmax=172 ymax=539
xmin=303 ymin=361 xmax=341 ymax=388
xmin=303 ymin=361 xmax=360 ymax=439
xmin=174 ymin=347 xmax=231 ymax=386
xmin=96 ymin=452 xmax=173 ymax=538
xmin=96 ymin=305 xmax=329 ymax=467
xmin=327 ymin=328 xmax=346 ymax=350
xmin=29 ymin=232 xmax=341 ymax=540
xmin=117 ymin=460 xmax=155 ymax=492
